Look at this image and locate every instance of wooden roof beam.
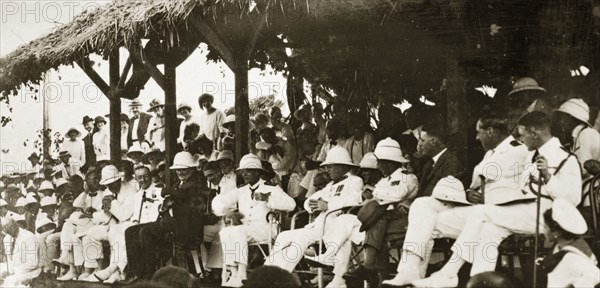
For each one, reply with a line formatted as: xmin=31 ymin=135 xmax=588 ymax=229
xmin=118 ymin=57 xmax=132 ymax=88
xmin=76 ymin=57 xmax=112 ymax=100
xmin=128 ymin=43 xmax=166 ymax=90
xmin=189 ymin=15 xmax=236 ymax=69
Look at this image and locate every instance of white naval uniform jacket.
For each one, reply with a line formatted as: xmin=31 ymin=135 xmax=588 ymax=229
xmin=468 ymin=136 xmax=530 ymax=205
xmin=7 ymin=228 xmax=40 ymax=275
xmin=517 ymin=137 xmax=582 ymax=206
xmin=131 ymin=184 xmax=163 ymax=224
xmin=212 ymin=179 xmax=295 ymax=224
xmin=372 ymin=168 xmax=418 ymax=207
xmin=108 ymin=184 xmax=138 ymax=224
xmin=304 ymin=173 xmax=364 ymax=229
xmin=547 ymin=240 xmax=600 ymax=288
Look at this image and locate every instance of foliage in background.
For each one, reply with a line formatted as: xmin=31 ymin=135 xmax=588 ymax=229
xmin=249 ymin=94 xmax=284 ymax=116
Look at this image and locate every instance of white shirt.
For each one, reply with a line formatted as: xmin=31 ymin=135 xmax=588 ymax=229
xmin=212 ymin=179 xmax=295 ymax=224
xmin=93 ymin=126 xmax=110 ymax=160
xmin=219 ymin=172 xmax=238 ymax=195
xmin=72 ymin=190 xmax=103 ymax=212
xmin=304 ymin=173 xmax=363 ymax=227
xmin=572 ymin=124 xmax=600 ymax=177
xmin=431 ymin=148 xmax=448 ymax=164
xmin=132 ymin=184 xmax=163 ymax=224
xmin=547 ymin=244 xmax=600 ymax=288
xmin=520 ymin=137 xmax=582 ymax=205
xmin=61 ymin=139 xmax=86 ymax=166
xmin=373 ymin=167 xmax=418 ymax=206
xmin=199 ymin=109 xmax=225 ymax=142
xmin=108 ymin=183 xmax=138 ymax=223
xmin=469 ymin=136 xmax=529 ymax=205
xmin=131 ymin=117 xmax=140 ymax=141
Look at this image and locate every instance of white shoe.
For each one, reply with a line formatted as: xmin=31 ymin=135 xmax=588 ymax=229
xmin=382 ymin=271 xmax=421 ymax=287
xmin=56 ymin=270 xmax=78 ymax=281
xmin=222 ymin=276 xmax=244 ymax=287
xmin=411 ymin=272 xmax=459 ymax=288
xmin=103 ymin=271 xmax=122 ymax=284
xmin=325 ymin=277 xmax=347 ymax=288
xmin=94 ymin=267 xmax=114 ymax=281
xmin=77 ymin=272 xmax=92 ymax=281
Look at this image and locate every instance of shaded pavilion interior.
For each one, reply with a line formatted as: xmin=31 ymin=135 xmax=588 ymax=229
xmin=0 ymin=0 xmax=599 ymax=184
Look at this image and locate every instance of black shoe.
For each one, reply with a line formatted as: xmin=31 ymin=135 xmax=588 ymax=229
xmin=115 ymin=275 xmax=139 ymax=285
xmin=344 ymin=266 xmax=379 ymax=287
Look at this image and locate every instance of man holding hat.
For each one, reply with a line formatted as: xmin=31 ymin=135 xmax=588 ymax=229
xmin=144 ymin=98 xmax=166 ymax=152
xmin=354 ymin=138 xmax=418 ymax=280
xmin=213 ymin=153 xmax=295 ymax=287
xmin=93 ymin=116 xmax=110 ymax=162
xmin=384 ymin=113 xmax=530 ymax=286
xmin=81 ymin=165 xmax=137 ymax=283
xmin=62 ymin=127 xmax=86 ymax=166
xmin=128 ymin=99 xmax=152 ymax=148
xmin=265 ymin=146 xmax=363 ymax=288
xmin=139 ymin=151 xmax=209 ymax=279
xmin=551 ymin=97 xmax=600 ymax=177
xmin=411 ymin=112 xmax=581 ymax=287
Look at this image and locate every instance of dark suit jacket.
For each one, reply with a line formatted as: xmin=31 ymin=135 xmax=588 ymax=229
xmin=82 ymin=133 xmax=95 ymax=168
xmin=418 ymin=149 xmax=465 ymax=198
xmin=128 ymin=112 xmax=152 ymax=147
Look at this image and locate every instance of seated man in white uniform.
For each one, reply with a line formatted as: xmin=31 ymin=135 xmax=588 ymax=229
xmin=55 ymin=169 xmax=104 ymax=281
xmin=2 ymin=217 xmax=41 ymax=286
xmin=383 ymin=112 xmax=529 ymax=286
xmin=212 ymin=153 xmax=296 ymax=288
xmin=82 ymin=165 xmax=137 ymax=283
xmin=265 ymin=146 xmax=364 ymax=288
xmin=411 ymin=111 xmax=582 ymax=287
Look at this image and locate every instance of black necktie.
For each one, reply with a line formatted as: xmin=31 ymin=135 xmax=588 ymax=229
xmin=250 ymin=185 xmax=259 ymax=198
xmin=531 ymin=149 xmax=540 ymax=163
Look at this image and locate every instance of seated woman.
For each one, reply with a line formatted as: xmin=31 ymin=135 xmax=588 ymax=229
xmin=539 ymin=198 xmax=600 ymax=288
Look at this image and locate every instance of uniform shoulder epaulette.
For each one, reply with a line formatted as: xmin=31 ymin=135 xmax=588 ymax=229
xmin=510 ymin=140 xmax=522 ymax=146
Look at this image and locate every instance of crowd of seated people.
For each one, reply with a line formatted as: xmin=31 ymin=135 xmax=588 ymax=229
xmin=0 ymin=78 xmax=599 ymax=288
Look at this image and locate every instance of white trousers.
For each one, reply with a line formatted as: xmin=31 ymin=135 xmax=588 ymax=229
xmin=399 ymin=197 xmax=474 ymax=275
xmin=35 ymin=230 xmax=56 ymax=271
xmin=219 ymin=223 xmax=271 ymax=266
xmin=265 ymin=214 xmax=363 ymax=277
xmin=450 ymin=199 xmax=551 ymax=276
xmin=202 ymin=224 xmax=223 ymax=269
xmin=81 ymin=222 xmax=132 ymax=270
xmin=58 ymin=221 xmax=86 ymax=266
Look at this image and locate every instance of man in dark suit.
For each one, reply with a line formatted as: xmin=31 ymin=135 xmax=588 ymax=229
xmin=81 ymin=116 xmax=96 ymax=173
xmin=415 ymin=120 xmax=465 ymax=198
xmin=128 ymin=99 xmax=152 ymax=148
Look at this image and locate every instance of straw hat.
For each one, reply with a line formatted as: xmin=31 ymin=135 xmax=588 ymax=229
xmin=54 ymin=178 xmax=68 ymax=188
xmin=216 ymin=150 xmax=235 ymax=162
xmin=431 ymin=176 xmax=470 ymax=205
xmin=99 ymin=165 xmax=122 ymax=186
xmin=508 ymin=77 xmax=546 ymax=96
xmin=38 ymin=181 xmax=55 ymax=192
xmin=359 ymin=152 xmax=378 ymax=170
xmin=24 ymin=195 xmax=38 ymax=206
xmin=126 ymin=142 xmax=144 ymax=158
xmin=129 ymin=99 xmax=143 ymax=107
xmin=551 ymin=198 xmax=587 ymax=235
xmin=147 ymin=98 xmax=164 ymax=112
xmin=40 ymin=196 xmax=57 ymax=207
xmin=374 ymin=138 xmax=409 ymax=163
xmin=320 ymin=146 xmax=358 ymax=167
xmin=556 ymin=98 xmax=591 ymax=126
xmin=66 ymin=127 xmax=81 ymax=137
xmin=142 ymin=148 xmax=164 ymax=164
xmin=169 ymin=152 xmax=198 ymax=170
xmin=224 ymin=115 xmax=236 ymax=125
xmin=177 ymin=103 xmax=192 ymax=112
xmin=236 ymin=154 xmax=265 ymax=171
xmin=36 ymin=216 xmax=57 ymax=234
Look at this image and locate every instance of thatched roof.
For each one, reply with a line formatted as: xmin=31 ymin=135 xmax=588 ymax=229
xmin=0 ymin=0 xmax=202 ymax=97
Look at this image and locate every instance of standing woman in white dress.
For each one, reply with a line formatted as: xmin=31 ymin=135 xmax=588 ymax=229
xmin=61 ymin=127 xmax=86 ymax=166
xmin=92 ymin=116 xmax=110 ymax=162
xmin=144 ymin=98 xmax=166 ymax=152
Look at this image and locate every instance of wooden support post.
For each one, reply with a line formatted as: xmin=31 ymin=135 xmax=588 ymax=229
xmin=164 ymin=61 xmax=178 ymax=188
xmin=446 ymin=51 xmax=467 ymax=166
xmin=109 ymin=50 xmax=122 ymax=168
xmin=234 ymin=59 xmax=250 ymax=160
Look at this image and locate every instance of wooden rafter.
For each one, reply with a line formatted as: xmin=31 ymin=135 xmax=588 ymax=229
xmin=118 ymin=57 xmax=132 ymax=88
xmin=128 ymin=42 xmax=166 ymax=90
xmin=189 ymin=15 xmax=236 ymax=69
xmin=242 ymin=1 xmax=271 ymax=61
xmin=76 ymin=57 xmax=111 ymax=99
